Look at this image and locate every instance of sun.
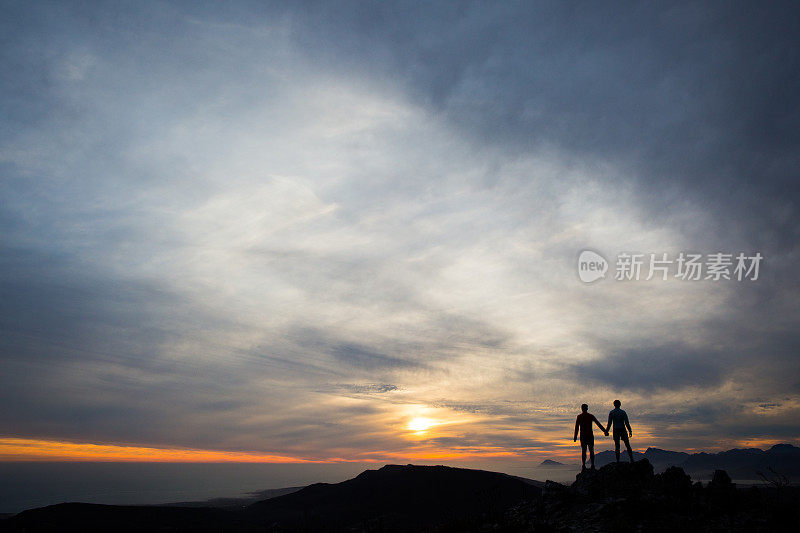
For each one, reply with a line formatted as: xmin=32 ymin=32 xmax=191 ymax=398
xmin=407 ymin=417 xmax=436 ymax=432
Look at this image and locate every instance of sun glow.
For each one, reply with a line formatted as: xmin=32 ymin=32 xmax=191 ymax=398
xmin=407 ymin=417 xmax=436 ymax=432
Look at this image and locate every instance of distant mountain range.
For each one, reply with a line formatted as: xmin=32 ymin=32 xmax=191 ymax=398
xmin=573 ymin=443 xmax=800 ymax=478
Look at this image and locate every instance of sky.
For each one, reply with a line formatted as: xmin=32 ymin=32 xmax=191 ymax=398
xmin=1 ymin=1 xmax=799 ymax=464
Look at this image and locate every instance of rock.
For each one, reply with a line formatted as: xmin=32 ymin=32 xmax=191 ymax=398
xmin=572 ymin=459 xmax=655 ymax=499
xmin=543 ymin=479 xmax=569 ymax=495
xmin=709 ymin=469 xmax=734 ymax=487
xmin=654 ymin=466 xmax=693 ymax=502
xmin=707 ymin=469 xmax=737 ymax=509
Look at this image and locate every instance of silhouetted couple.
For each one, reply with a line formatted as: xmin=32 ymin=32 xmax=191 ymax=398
xmin=573 ymin=399 xmax=634 ymax=469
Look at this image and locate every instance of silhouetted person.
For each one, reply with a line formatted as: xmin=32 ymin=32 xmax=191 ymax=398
xmin=605 ymin=399 xmax=634 ymax=463
xmin=573 ymin=403 xmax=607 ymax=469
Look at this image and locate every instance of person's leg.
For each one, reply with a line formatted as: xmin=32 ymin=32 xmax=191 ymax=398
xmin=581 ymin=442 xmax=587 ymax=468
xmin=613 ymin=432 xmax=621 ymax=463
xmin=623 ymin=436 xmax=634 ymax=462
xmin=588 ymin=442 xmax=595 ymax=469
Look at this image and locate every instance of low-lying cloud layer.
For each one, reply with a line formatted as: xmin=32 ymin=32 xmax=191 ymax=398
xmin=1 ymin=1 xmax=798 ymax=460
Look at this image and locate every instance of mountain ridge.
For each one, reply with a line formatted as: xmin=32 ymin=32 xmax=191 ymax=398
xmin=543 ymin=443 xmax=800 ymax=477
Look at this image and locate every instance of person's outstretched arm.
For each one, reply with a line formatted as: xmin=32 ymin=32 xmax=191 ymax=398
xmin=605 ymin=412 xmax=612 ymax=433
xmin=574 ymin=417 xmax=579 ymax=442
xmin=624 ymin=412 xmax=632 ymax=436
xmin=592 ymin=415 xmax=606 ymax=434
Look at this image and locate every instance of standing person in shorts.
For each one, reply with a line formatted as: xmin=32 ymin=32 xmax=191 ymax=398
xmin=573 ymin=403 xmax=607 ymax=470
xmin=606 ymin=399 xmax=634 ymax=463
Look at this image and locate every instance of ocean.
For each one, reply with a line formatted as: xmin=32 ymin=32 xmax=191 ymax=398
xmin=0 ymin=462 xmax=375 ymax=514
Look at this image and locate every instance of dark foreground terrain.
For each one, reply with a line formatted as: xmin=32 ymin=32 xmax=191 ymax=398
xmin=1 ymin=462 xmax=797 ymax=532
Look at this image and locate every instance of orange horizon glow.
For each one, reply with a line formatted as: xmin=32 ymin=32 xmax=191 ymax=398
xmin=1 ymin=435 xmax=785 ymax=464
xmin=0 ymin=437 xmax=535 ymax=463
xmin=0 ymin=438 xmax=330 ymax=463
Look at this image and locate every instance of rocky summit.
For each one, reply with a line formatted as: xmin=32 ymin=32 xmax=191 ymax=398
xmin=506 ymin=459 xmax=797 ymax=532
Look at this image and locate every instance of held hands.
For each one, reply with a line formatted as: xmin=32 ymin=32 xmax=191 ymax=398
xmin=604 ymin=431 xmax=609 ymax=436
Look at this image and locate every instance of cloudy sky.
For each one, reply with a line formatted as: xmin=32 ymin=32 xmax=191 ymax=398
xmin=1 ymin=1 xmax=799 ymax=463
